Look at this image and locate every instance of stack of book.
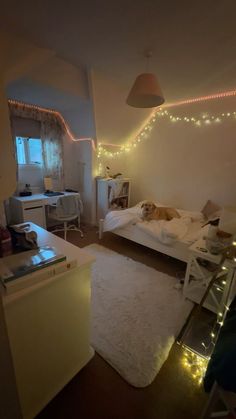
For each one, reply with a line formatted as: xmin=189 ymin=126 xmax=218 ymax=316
xmin=0 ymin=246 xmax=67 ymax=293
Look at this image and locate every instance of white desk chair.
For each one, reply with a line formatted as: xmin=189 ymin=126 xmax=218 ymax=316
xmin=48 ymin=195 xmax=83 ymax=241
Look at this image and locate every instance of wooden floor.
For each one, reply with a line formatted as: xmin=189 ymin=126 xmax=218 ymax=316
xmin=37 ymin=225 xmax=208 ymax=419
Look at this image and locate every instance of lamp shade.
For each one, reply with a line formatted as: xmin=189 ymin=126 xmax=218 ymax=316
xmin=44 ymin=176 xmax=53 ymax=191
xmin=126 ymin=73 xmax=165 ymax=108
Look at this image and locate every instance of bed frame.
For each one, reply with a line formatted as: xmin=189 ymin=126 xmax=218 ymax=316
xmin=99 ymin=219 xmax=190 ymax=263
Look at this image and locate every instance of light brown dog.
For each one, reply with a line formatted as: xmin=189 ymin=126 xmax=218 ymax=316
xmin=141 ymin=201 xmax=180 ymax=221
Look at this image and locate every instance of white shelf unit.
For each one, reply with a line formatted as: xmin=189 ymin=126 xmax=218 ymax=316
xmin=183 ymin=238 xmax=236 ymax=313
xmin=96 ymin=178 xmax=131 ymax=221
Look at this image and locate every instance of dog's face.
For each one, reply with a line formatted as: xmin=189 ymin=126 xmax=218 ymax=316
xmin=141 ymin=201 xmax=156 ymax=216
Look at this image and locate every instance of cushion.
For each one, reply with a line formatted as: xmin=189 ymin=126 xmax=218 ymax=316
xmin=201 ymin=200 xmax=221 ymax=220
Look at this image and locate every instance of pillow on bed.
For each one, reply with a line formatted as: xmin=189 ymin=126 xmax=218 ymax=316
xmin=201 ymin=200 xmax=222 ymax=220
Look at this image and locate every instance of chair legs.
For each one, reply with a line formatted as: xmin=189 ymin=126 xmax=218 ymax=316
xmin=64 ymin=221 xmax=67 ymax=241
xmin=67 ymin=223 xmax=84 ymax=238
xmin=51 ymin=217 xmax=83 ymax=241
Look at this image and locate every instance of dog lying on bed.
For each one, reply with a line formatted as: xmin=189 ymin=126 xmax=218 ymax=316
xmin=141 ymin=201 xmax=180 ymax=222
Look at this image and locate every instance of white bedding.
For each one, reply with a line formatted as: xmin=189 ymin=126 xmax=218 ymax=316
xmin=103 ymin=203 xmax=206 ymax=246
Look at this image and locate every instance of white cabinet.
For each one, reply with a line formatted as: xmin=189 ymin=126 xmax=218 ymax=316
xmin=96 ymin=178 xmax=131 ymax=221
xmin=3 ymin=223 xmax=94 ymax=419
xmin=10 ymin=197 xmax=46 ymax=228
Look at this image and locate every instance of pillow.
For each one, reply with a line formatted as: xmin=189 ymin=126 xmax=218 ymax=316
xmin=201 ymin=200 xmax=221 ymax=220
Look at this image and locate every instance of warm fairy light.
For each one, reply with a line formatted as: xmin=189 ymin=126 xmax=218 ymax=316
xmin=181 ymin=255 xmax=231 ymax=386
xmin=8 ymin=99 xmax=96 ymax=151
xmin=181 ymin=347 xmax=208 ymax=385
xmin=165 ymin=89 xmax=236 ymax=108
xmin=97 ymin=105 xmax=236 ymax=158
xmin=9 ymin=93 xmax=236 ymax=161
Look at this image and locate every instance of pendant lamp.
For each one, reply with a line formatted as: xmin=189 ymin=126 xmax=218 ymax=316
xmin=126 ymin=51 xmax=164 ymax=108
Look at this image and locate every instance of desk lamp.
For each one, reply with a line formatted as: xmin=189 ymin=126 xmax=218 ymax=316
xmin=44 ymin=177 xmax=53 ymax=193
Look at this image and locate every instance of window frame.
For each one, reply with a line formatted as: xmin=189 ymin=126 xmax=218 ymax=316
xmin=15 ymin=137 xmax=43 ymax=166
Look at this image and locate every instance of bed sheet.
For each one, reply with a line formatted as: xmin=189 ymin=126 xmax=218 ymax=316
xmin=112 ymin=221 xmax=208 ymax=262
xmin=103 ymin=203 xmax=206 ymax=246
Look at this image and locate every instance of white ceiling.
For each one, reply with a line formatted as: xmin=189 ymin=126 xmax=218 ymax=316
xmin=1 ymin=0 xmax=236 ymax=103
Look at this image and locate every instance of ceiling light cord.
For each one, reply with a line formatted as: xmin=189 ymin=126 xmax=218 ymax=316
xmin=145 ymin=50 xmax=152 ymax=73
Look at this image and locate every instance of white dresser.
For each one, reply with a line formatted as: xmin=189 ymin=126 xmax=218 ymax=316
xmin=2 ymin=223 xmax=94 ymax=419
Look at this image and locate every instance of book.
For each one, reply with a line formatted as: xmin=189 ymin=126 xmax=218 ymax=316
xmin=0 ymin=246 xmax=66 ymax=285
xmin=2 ymin=259 xmax=77 ymax=296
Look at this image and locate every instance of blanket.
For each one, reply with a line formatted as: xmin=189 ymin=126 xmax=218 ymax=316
xmin=136 ymin=216 xmax=192 ymax=245
xmin=103 ymin=203 xmax=204 ymax=245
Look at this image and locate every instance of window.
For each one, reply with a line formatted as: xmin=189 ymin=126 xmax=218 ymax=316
xmin=15 ymin=137 xmax=43 ymax=165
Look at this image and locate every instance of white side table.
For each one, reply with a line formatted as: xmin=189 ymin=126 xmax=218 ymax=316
xmin=183 ymin=238 xmax=236 ymax=313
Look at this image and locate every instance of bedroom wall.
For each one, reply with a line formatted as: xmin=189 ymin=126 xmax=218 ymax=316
xmin=90 ymin=69 xmax=150 ymax=145
xmin=125 ymin=97 xmax=236 ymax=211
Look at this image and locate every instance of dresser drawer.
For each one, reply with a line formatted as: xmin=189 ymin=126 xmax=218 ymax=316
xmin=22 ymin=200 xmax=44 ymax=210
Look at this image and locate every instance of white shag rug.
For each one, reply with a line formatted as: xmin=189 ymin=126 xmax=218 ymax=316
xmin=85 ymin=244 xmax=193 ymax=388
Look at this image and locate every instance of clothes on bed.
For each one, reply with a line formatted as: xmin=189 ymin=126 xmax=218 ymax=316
xmin=103 ymin=202 xmax=206 ymax=246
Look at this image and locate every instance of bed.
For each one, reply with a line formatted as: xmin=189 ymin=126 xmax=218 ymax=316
xmin=99 ymin=202 xmax=209 ymax=262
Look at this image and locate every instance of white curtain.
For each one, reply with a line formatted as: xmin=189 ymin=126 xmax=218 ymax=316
xmin=41 ymin=119 xmax=64 ymax=190
xmin=9 ymin=102 xmax=64 ymax=190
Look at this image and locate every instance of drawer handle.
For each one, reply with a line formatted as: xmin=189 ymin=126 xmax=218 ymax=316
xmin=24 ymin=206 xmax=43 ymax=210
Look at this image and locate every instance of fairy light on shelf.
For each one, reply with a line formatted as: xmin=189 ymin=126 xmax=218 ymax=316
xmin=181 ymin=258 xmax=233 ymax=385
xmin=181 ymin=347 xmax=209 ymax=385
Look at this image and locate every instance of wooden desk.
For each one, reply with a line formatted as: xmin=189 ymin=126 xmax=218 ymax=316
xmin=10 ymin=192 xmax=79 ymax=228
xmin=2 ymin=223 xmax=94 ymax=419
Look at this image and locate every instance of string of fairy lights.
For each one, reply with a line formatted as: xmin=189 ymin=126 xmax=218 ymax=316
xmin=181 ymin=244 xmax=236 ymax=385
xmin=97 ymin=89 xmax=236 ymax=160
xmin=97 ymin=108 xmax=236 ymax=159
xmin=8 ymin=90 xmax=236 ymax=163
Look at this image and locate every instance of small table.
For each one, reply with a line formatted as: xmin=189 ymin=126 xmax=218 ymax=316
xmin=183 ymin=238 xmax=236 ymax=313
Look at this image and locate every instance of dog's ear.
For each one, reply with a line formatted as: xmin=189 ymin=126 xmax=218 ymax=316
xmin=141 ymin=203 xmax=145 ymax=208
xmin=152 ymin=203 xmax=156 ymax=210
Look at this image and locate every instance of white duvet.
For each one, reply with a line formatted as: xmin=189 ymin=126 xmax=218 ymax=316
xmin=103 ymin=203 xmax=205 ymax=245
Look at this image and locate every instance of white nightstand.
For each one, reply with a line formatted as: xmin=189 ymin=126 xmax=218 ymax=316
xmin=183 ymin=238 xmax=236 ymax=313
